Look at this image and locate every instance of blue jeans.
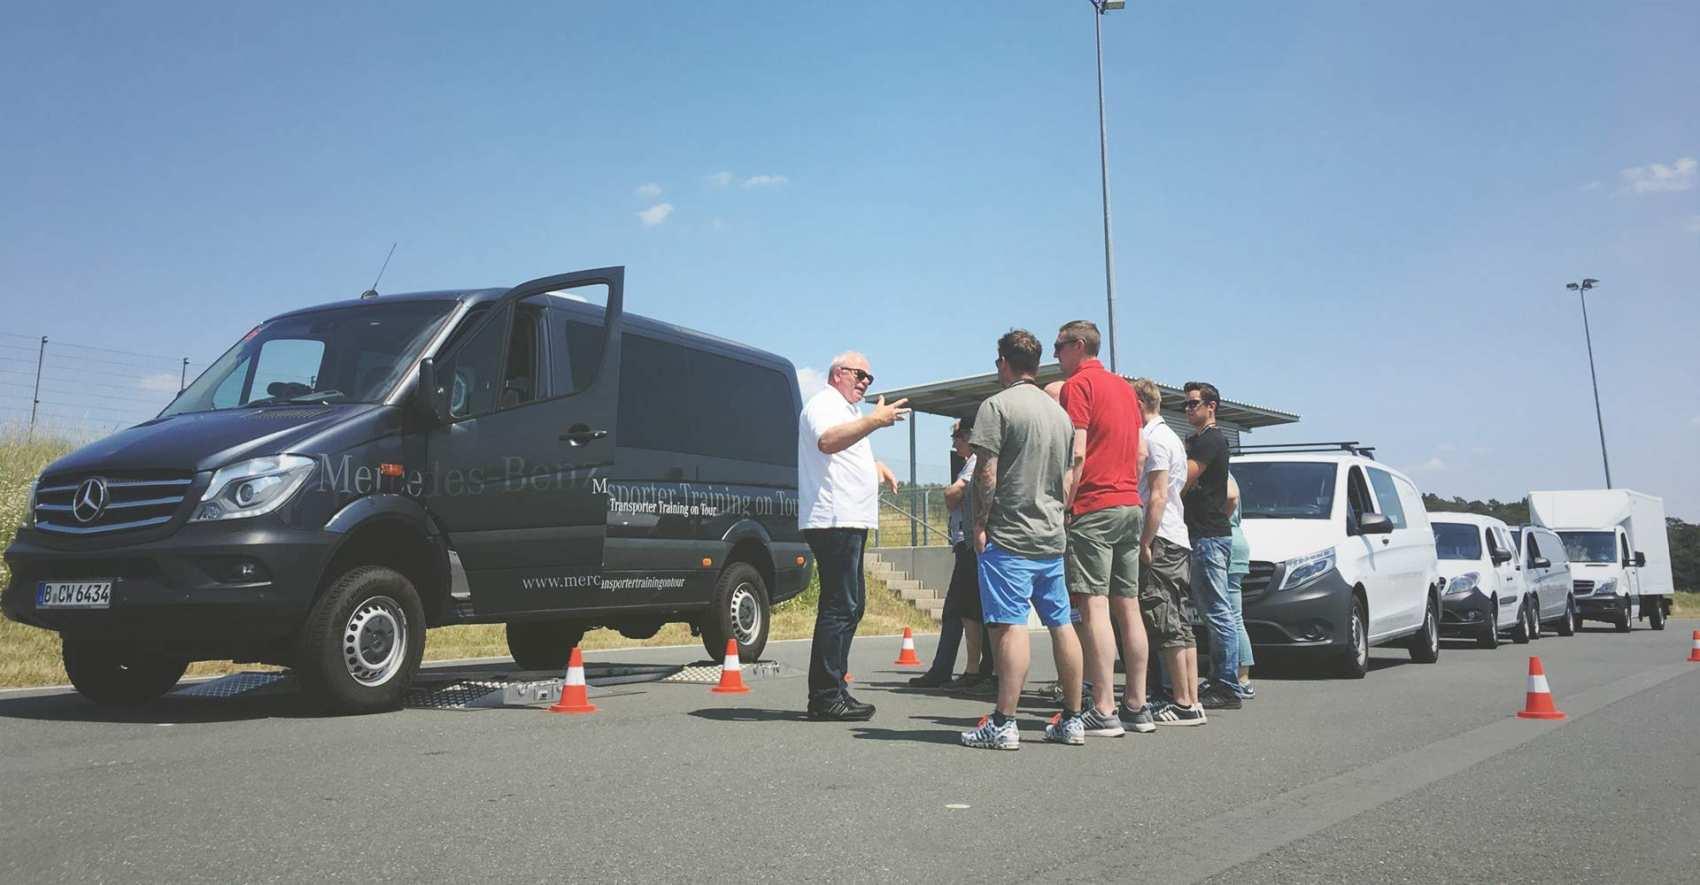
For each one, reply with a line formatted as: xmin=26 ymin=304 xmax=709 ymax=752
xmin=1227 ymin=572 xmax=1255 ymax=672
xmin=805 ymin=528 xmax=867 ymax=705
xmin=1191 ymin=536 xmax=1241 ymax=695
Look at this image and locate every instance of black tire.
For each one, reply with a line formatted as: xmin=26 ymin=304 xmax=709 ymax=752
xmin=699 ymin=561 xmax=771 ymax=662
xmin=1408 ymin=596 xmax=1440 ymax=663
xmin=1615 ymin=598 xmax=1633 ymax=633
xmin=1649 ymin=600 xmax=1666 ymax=631
xmin=1477 ymin=599 xmax=1500 ymax=649
xmin=1530 ymin=599 xmax=1543 ymax=639
xmin=62 ymin=640 xmax=189 ymax=706
xmin=1556 ymin=595 xmax=1576 ymax=637
xmin=1511 ymin=598 xmax=1533 ymax=644
xmin=296 ymin=565 xmax=426 ymax=715
xmin=1335 ymin=596 xmax=1369 ymax=679
xmin=505 ymin=620 xmax=587 ymax=670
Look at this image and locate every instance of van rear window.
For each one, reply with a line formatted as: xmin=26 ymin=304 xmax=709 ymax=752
xmin=616 ymin=332 xmax=797 ymax=466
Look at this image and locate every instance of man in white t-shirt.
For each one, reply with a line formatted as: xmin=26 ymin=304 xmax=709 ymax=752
xmin=1131 ymin=378 xmax=1205 ymax=726
xmin=798 ymin=350 xmax=907 ymax=721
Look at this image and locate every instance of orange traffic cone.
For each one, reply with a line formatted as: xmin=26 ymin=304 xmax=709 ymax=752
xmin=894 ymin=627 xmax=924 ymax=667
xmin=1687 ymin=630 xmax=1700 ymax=663
xmin=711 ymin=638 xmax=750 ymax=694
xmin=1515 ymin=656 xmax=1565 ymax=720
xmin=547 ymin=647 xmax=597 ymax=714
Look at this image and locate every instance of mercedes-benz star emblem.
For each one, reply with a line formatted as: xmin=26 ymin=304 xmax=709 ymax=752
xmin=72 ymin=477 xmax=109 ymax=524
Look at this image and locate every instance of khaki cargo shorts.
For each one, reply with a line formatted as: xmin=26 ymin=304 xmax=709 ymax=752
xmin=1138 ymin=535 xmax=1196 ymax=649
xmin=1065 ymin=504 xmax=1143 ymax=599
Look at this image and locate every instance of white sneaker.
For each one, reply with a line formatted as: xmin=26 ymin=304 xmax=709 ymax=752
xmin=961 ymin=715 xmax=1020 ymax=750
xmin=1043 ymin=712 xmax=1086 ymax=746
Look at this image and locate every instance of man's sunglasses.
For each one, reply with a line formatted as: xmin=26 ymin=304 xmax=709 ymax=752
xmin=1051 ymin=338 xmax=1078 ymax=356
xmin=841 ymin=368 xmax=874 ymax=385
xmin=1184 ymin=399 xmax=1216 ymax=411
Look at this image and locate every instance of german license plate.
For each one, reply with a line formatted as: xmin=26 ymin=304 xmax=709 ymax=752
xmin=36 ymin=581 xmax=113 ymax=609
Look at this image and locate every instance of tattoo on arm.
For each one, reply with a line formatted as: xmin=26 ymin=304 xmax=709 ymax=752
xmin=972 ymin=451 xmax=998 ymax=532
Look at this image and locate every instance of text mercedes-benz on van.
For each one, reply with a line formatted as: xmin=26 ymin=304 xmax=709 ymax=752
xmin=1229 ymin=443 xmax=1444 ymax=678
xmin=3 ymin=267 xmax=812 ymax=713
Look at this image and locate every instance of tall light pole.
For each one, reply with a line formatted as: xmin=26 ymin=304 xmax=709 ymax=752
xmin=1565 ymin=278 xmax=1612 ymax=487
xmin=1091 ymin=0 xmax=1124 ymax=372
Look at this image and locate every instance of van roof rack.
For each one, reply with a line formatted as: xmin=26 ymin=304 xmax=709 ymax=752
xmin=1232 ymin=441 xmax=1377 ymax=458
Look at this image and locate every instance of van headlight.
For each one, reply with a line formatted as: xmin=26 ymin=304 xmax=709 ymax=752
xmin=1278 ymin=549 xmax=1336 ymax=591
xmin=192 ymin=455 xmax=316 ymax=522
xmin=1445 ymin=572 xmax=1480 ymax=598
xmin=1595 ymin=578 xmax=1618 ymax=597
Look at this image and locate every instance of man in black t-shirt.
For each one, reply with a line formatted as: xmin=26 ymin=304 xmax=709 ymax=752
xmin=1183 ymin=381 xmax=1244 ymax=710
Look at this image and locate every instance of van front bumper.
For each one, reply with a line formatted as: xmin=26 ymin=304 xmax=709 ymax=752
xmin=1440 ymin=589 xmax=1495 ymax=634
xmin=1242 ymin=567 xmax=1355 ymax=651
xmin=1576 ymin=594 xmax=1629 ymax=619
xmin=2 ymin=522 xmax=333 ymax=652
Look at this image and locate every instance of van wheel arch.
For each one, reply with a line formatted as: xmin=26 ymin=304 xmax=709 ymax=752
xmin=320 ymin=518 xmax=450 ymax=625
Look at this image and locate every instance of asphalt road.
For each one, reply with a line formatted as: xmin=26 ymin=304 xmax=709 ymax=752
xmin=3 ymin=620 xmax=1697 ymax=883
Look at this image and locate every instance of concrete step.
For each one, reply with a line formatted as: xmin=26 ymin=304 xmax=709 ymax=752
xmin=885 ymin=578 xmax=922 ymax=593
xmin=899 ymin=587 xmax=943 ymax=603
xmin=914 ymin=599 xmax=945 ymax=620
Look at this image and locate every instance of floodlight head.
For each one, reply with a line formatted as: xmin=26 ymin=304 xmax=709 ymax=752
xmin=1582 ymin=277 xmax=1599 ymax=287
xmin=1566 ymin=283 xmax=1580 ymax=291
xmin=1101 ymin=0 xmax=1127 ymax=11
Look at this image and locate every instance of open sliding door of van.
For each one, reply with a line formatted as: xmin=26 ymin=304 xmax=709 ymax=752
xmin=423 ymin=268 xmax=624 ymax=616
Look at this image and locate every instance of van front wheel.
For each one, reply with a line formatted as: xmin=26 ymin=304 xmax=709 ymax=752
xmin=1408 ymin=597 xmax=1440 ymax=663
xmin=297 ymin=565 xmax=426 ymax=714
xmin=62 ymin=640 xmax=189 ymax=706
xmin=700 ymin=562 xmax=771 ymax=663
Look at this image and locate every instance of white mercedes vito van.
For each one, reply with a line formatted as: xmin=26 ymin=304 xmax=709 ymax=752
xmin=1229 ymin=443 xmax=1444 ymax=678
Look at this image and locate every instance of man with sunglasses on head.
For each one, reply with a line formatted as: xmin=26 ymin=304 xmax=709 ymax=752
xmin=1053 ymin=321 xmax=1154 ymax=737
xmin=1182 ymin=381 xmax=1244 ymax=711
xmin=960 ymin=330 xmax=1087 ymax=750
xmin=799 ymin=351 xmax=907 ymax=722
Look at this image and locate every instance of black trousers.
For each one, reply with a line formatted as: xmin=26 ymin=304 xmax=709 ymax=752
xmin=805 ymin=528 xmax=867 ymax=704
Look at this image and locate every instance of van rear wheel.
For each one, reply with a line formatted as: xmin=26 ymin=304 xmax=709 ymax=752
xmin=700 ymin=562 xmax=771 ymax=663
xmin=506 ymin=620 xmax=587 ymax=670
xmin=62 ymin=640 xmax=189 ymax=706
xmin=296 ymin=565 xmax=426 ymax=715
xmin=1649 ymin=601 xmax=1666 ymax=631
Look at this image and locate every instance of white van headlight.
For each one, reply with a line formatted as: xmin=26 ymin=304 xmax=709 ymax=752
xmin=1595 ymin=578 xmax=1618 ymax=597
xmin=1278 ymin=549 xmax=1336 ymax=591
xmin=192 ymin=455 xmax=316 ymax=522
xmin=1445 ymin=572 xmax=1480 ymax=597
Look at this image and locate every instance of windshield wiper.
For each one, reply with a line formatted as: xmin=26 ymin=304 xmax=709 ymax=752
xmin=242 ymin=390 xmax=347 ymax=408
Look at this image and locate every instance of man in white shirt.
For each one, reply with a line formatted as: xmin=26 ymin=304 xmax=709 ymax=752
xmin=1131 ymin=378 xmax=1205 ymax=726
xmin=798 ymin=350 xmax=906 ymax=721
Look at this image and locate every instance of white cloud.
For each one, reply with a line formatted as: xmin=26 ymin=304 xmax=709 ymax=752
xmin=1619 ymin=156 xmax=1696 ymax=194
xmin=705 ymin=171 xmax=734 ymax=188
xmin=1409 ymin=457 xmax=1447 ymax=473
xmin=635 ymin=182 xmax=662 ymax=200
xmin=637 ymin=203 xmax=674 ymax=227
xmin=796 ymin=367 xmax=827 ymax=398
xmin=1580 ymin=180 xmax=1602 ymax=192
xmin=136 ymin=372 xmax=181 ymax=394
xmin=741 ymin=174 xmax=788 ymax=188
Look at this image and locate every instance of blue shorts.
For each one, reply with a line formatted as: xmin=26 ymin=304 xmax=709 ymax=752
xmin=977 ymin=541 xmax=1072 ymax=628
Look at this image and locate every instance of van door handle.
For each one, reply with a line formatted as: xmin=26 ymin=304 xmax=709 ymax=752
xmin=559 ymin=425 xmax=607 ymax=446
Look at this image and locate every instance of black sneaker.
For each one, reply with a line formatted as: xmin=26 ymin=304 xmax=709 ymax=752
xmin=908 ymin=672 xmax=951 ymax=688
xmin=807 ymin=698 xmax=874 ymax=721
xmin=1199 ymin=688 xmax=1243 ymax=710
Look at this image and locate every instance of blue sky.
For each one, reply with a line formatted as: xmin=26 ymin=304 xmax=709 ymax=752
xmin=2 ymin=1 xmax=1696 ymax=518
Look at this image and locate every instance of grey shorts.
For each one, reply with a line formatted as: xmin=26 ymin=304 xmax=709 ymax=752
xmin=1065 ymin=505 xmax=1144 ymax=599
xmin=1138 ymin=536 xmax=1196 ymax=649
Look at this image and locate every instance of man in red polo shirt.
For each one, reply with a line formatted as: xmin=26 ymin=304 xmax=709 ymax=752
xmin=1054 ymin=320 xmax=1153 ymax=736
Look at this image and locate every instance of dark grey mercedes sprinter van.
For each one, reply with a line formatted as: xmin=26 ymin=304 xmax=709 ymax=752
xmin=3 ymin=267 xmax=810 ymax=712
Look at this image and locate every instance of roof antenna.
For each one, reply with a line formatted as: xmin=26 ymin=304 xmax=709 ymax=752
xmin=359 ymin=242 xmax=397 ymax=300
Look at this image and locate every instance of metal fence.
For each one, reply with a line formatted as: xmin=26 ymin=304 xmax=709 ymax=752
xmin=0 ymin=331 xmax=201 ymax=441
xmin=874 ymin=487 xmax=955 ymax=548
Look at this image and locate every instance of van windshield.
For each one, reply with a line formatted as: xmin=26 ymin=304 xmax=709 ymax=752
xmin=1229 ymin=461 xmax=1337 ymax=519
xmin=1558 ymin=531 xmax=1617 ymax=564
xmin=161 ymin=301 xmax=457 ymax=417
xmin=1432 ymin=522 xmax=1483 ymax=560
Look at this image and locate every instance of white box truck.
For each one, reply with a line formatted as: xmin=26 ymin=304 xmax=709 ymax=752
xmin=1529 ymin=489 xmax=1674 ymax=632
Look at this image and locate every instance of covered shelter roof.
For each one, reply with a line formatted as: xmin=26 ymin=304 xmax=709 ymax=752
xmin=870 ymin=365 xmax=1299 ymax=429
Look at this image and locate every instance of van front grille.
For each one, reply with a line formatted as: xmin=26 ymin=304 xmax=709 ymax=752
xmin=34 ymin=472 xmax=194 ymax=536
xmin=1242 ymin=560 xmax=1277 ymax=599
xmin=1573 ymin=580 xmax=1596 ymax=596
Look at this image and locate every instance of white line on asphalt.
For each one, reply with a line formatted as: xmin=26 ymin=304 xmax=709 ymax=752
xmin=1050 ymin=661 xmax=1697 ymax=883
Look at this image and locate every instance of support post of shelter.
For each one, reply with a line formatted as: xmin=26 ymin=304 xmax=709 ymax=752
xmin=908 ymin=417 xmax=918 ymax=547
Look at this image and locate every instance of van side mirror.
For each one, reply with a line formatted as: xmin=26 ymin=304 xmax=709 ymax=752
xmin=1491 ymin=550 xmax=1512 ymax=565
xmin=1532 ymin=556 xmax=1551 ymax=570
xmin=1634 ymin=551 xmax=1646 ymax=568
xmin=415 ymin=358 xmax=448 ymax=424
xmin=1358 ymin=513 xmax=1394 ymax=535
